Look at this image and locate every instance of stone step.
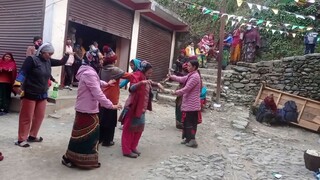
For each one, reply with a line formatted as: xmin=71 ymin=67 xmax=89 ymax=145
xmin=9 ymin=94 xmax=77 ymax=115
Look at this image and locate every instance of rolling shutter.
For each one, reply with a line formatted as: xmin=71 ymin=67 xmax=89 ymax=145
xmin=0 ymin=0 xmax=45 ymax=68
xmin=137 ymin=17 xmax=172 ymax=82
xmin=69 ymin=0 xmax=133 ymax=39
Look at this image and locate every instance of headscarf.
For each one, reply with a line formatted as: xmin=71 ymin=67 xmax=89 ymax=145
xmin=36 ymin=42 xmax=54 ymax=56
xmin=102 ymin=45 xmax=117 ymax=64
xmin=130 ymin=58 xmax=142 ymax=71
xmin=140 ymin=60 xmax=152 ymax=73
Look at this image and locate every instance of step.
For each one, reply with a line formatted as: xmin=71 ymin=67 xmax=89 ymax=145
xmin=9 ymin=94 xmax=77 ymax=115
xmin=157 ymin=93 xmax=176 ymax=107
xmin=199 ymin=68 xmax=218 ymax=75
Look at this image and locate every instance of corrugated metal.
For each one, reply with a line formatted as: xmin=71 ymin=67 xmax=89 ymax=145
xmin=0 ymin=0 xmax=45 ymax=69
xmin=69 ymin=0 xmax=133 ymax=39
xmin=137 ymin=17 xmax=172 ymax=82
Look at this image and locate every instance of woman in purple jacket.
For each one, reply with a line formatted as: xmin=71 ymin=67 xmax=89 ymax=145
xmin=168 ymin=59 xmax=202 ymax=148
xmin=62 ymin=52 xmax=122 ymax=169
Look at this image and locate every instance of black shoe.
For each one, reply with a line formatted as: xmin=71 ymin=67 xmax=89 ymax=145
xmin=102 ymin=141 xmax=115 ymax=147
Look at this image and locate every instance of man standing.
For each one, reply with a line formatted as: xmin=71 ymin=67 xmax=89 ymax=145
xmin=72 ymin=38 xmax=86 ymax=86
xmin=64 ymin=38 xmax=75 ymax=90
xmin=304 ymin=31 xmax=318 ymax=54
xmin=26 ymin=36 xmax=42 ymax=57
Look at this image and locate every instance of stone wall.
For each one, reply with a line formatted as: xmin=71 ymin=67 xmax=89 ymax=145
xmin=223 ymin=53 xmax=320 ymax=105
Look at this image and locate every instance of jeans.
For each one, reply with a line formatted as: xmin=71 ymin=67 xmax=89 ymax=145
xmin=305 ymin=44 xmax=315 ymax=54
xmin=64 ymin=65 xmax=73 ymax=86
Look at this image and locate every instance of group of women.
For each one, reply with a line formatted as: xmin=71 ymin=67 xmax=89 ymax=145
xmin=0 ymin=41 xmax=203 ymax=169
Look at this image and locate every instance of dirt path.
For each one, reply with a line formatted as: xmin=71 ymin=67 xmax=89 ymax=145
xmin=0 ymin=90 xmax=319 ymax=180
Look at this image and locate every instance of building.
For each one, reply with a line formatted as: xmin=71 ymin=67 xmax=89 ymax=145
xmin=0 ymin=0 xmax=188 ymax=82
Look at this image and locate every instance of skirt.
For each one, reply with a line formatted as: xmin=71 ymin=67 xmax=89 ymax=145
xmin=182 ymin=111 xmax=202 ymax=141
xmin=0 ymin=83 xmax=12 ymax=113
xmin=64 ymin=111 xmax=100 ymax=169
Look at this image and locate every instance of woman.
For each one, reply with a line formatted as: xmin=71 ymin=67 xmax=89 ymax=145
xmin=230 ymin=27 xmax=243 ymax=65
xmin=119 ymin=61 xmax=164 ymax=158
xmin=62 ymin=51 xmax=122 ymax=169
xmin=99 ymin=46 xmax=131 ymax=147
xmin=119 ymin=58 xmax=141 ymax=88
xmin=13 ymin=43 xmax=69 ymax=148
xmin=0 ymin=53 xmax=17 ymax=115
xmin=169 ymin=60 xmax=202 ymax=148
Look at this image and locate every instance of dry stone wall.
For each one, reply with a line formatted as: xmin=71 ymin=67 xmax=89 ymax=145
xmin=223 ymin=53 xmax=320 ymax=105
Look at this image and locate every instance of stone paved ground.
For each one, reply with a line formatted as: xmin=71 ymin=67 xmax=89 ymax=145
xmin=0 ymin=90 xmax=319 ymax=180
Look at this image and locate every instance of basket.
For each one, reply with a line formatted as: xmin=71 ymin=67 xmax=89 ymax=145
xmin=304 ymin=150 xmax=320 ymax=172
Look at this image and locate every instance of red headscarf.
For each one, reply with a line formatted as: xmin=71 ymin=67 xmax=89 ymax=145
xmin=0 ymin=52 xmax=17 ymax=83
xmin=103 ymin=45 xmax=117 ymax=64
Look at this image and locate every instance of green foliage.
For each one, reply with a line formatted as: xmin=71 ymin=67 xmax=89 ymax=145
xmin=156 ymin=0 xmax=320 ymax=60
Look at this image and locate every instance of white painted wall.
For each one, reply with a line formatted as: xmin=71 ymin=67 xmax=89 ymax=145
xmin=43 ymin=0 xmax=69 ymax=83
xmin=169 ymin=31 xmax=176 ymax=70
xmin=129 ymin=11 xmax=141 ymax=73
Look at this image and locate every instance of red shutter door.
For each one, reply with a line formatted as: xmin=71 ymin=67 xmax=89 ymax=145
xmin=69 ymin=0 xmax=133 ymax=39
xmin=0 ymin=0 xmax=45 ymax=68
xmin=137 ymin=18 xmax=172 ymax=82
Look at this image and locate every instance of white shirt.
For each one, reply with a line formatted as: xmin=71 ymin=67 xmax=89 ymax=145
xmin=65 ymin=45 xmax=74 ymax=66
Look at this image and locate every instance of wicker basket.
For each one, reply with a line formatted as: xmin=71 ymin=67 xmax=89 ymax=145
xmin=304 ymin=150 xmax=320 ymax=172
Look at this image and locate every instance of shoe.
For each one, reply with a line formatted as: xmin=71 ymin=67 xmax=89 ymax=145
xmin=64 ymin=86 xmax=73 ymax=90
xmin=101 ymin=141 xmax=115 ymax=147
xmin=132 ymin=150 xmax=141 ymax=156
xmin=181 ymin=140 xmax=187 ymax=144
xmin=123 ymin=153 xmax=138 ymax=158
xmin=185 ymin=139 xmax=198 ymax=148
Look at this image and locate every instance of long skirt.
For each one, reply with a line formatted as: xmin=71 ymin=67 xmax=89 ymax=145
xmin=64 ymin=111 xmax=100 ymax=169
xmin=230 ymin=44 xmax=241 ymax=64
xmin=222 ymin=49 xmax=230 ymax=70
xmin=121 ymin=109 xmax=145 ymax=155
xmin=99 ymin=108 xmax=117 ymax=144
xmin=244 ymin=42 xmax=256 ymax=63
xmin=0 ymin=83 xmax=12 ymax=113
xmin=182 ymin=111 xmax=202 ymax=142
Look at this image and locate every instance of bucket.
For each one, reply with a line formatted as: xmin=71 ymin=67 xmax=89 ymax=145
xmin=304 ymin=150 xmax=320 ymax=172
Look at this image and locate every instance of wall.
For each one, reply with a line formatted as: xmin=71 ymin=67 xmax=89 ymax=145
xmin=224 ymin=53 xmax=320 ymax=105
xmin=43 ymin=0 xmax=69 ymax=84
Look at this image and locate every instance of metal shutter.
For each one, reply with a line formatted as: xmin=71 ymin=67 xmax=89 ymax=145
xmin=69 ymin=0 xmax=133 ymax=39
xmin=137 ymin=18 xmax=172 ymax=82
xmin=0 ymin=0 xmax=45 ymax=68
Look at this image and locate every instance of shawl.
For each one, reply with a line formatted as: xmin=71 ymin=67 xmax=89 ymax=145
xmin=129 ymin=71 xmax=152 ymax=118
xmin=0 ymin=53 xmax=17 ymax=83
xmin=100 ymin=64 xmax=125 ymax=82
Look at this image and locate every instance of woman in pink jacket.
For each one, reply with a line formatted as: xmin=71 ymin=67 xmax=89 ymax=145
xmin=168 ymin=59 xmax=202 ymax=148
xmin=62 ymin=52 xmax=122 ymax=169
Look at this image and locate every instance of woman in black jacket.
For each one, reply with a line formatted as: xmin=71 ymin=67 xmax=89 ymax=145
xmin=13 ymin=43 xmax=69 ymax=147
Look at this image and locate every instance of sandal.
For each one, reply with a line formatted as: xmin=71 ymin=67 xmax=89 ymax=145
xmin=15 ymin=141 xmax=30 ymax=148
xmin=61 ymin=155 xmax=75 ymax=168
xmin=27 ymin=136 xmax=43 ymax=143
xmin=123 ymin=153 xmax=138 ymax=158
xmin=132 ymin=150 xmax=141 ymax=156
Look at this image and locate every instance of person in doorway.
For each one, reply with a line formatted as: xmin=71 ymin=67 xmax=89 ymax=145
xmin=61 ymin=52 xmax=122 ymax=169
xmin=119 ymin=58 xmax=142 ymax=89
xmin=119 ymin=61 xmax=164 ymax=158
xmin=185 ymin=42 xmax=196 ymax=57
xmin=168 ymin=60 xmax=202 ymax=148
xmin=222 ymin=32 xmax=233 ymax=70
xmin=64 ymin=37 xmax=75 ymax=90
xmin=73 ymin=38 xmax=86 ymax=87
xmin=230 ymin=26 xmax=243 ymax=65
xmin=89 ymin=41 xmax=102 ymax=73
xmin=26 ymin=36 xmax=42 ymax=57
xmin=99 ymin=46 xmax=131 ymax=147
xmin=242 ymin=25 xmax=261 ymax=63
xmin=304 ymin=31 xmax=318 ymax=54
xmin=13 ymin=43 xmax=69 ymax=148
xmin=0 ymin=53 xmax=17 ymax=115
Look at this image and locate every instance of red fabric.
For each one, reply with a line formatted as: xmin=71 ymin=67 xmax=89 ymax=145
xmin=264 ymin=96 xmax=277 ymax=113
xmin=0 ymin=53 xmax=17 ymax=84
xmin=232 ymin=29 xmax=242 ymax=47
xmin=180 ymin=49 xmax=186 ymax=55
xmin=129 ymin=71 xmax=151 ymax=118
xmin=121 ymin=115 xmax=143 ymax=154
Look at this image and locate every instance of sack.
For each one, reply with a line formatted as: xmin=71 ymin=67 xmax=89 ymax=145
xmin=279 ymin=100 xmax=298 ymax=123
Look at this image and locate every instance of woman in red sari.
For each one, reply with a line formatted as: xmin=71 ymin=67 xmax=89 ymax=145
xmin=119 ymin=61 xmax=164 ymax=158
xmin=0 ymin=53 xmax=17 ymax=115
